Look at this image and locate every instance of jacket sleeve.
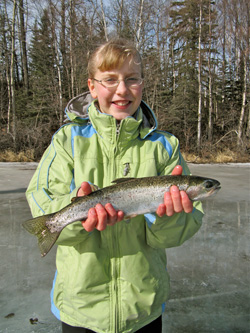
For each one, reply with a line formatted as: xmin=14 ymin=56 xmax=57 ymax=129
xmin=145 ymin=138 xmax=204 ymax=249
xmin=25 ymin=126 xmax=89 ymax=246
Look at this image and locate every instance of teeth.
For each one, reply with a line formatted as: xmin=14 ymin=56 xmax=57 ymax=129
xmin=115 ymin=101 xmax=129 ymax=106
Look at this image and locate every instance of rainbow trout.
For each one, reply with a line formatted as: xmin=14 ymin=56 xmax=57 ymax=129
xmin=23 ymin=175 xmax=221 ymax=257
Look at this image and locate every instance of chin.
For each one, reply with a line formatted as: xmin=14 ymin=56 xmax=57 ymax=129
xmin=113 ymin=113 xmax=130 ymax=121
xmin=113 ymin=110 xmax=137 ymax=121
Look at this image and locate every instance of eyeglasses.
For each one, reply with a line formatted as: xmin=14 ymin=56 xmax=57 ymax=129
xmin=92 ymin=77 xmax=143 ymax=89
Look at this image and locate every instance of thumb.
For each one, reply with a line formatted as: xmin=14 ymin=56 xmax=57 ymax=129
xmin=77 ymin=182 xmax=92 ymax=197
xmin=171 ymin=165 xmax=183 ymax=176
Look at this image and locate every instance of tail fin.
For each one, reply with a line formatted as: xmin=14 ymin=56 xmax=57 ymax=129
xmin=22 ymin=215 xmax=60 ymax=257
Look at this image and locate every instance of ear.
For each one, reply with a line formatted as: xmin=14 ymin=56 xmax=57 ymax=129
xmin=88 ymin=79 xmax=98 ymax=98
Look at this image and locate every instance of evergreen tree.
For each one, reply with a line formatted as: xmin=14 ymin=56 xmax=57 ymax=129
xmin=28 ymin=9 xmax=58 ymax=126
xmin=0 ymin=0 xmax=248 ymax=159
xmin=168 ymin=0 xmax=217 ymax=149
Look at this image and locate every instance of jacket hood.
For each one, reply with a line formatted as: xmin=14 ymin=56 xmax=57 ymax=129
xmin=65 ymin=92 xmax=158 ymax=138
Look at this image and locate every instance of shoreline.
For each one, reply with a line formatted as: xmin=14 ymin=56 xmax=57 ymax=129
xmin=0 ymin=161 xmax=249 ymax=168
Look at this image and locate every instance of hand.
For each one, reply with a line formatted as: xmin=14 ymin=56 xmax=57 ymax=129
xmin=156 ymin=165 xmax=193 ymax=217
xmin=77 ymin=182 xmax=124 ymax=232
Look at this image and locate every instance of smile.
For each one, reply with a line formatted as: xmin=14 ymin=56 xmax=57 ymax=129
xmin=113 ymin=101 xmax=131 ymax=106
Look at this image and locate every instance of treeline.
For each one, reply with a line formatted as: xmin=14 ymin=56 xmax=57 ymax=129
xmin=0 ymin=0 xmax=249 ymax=160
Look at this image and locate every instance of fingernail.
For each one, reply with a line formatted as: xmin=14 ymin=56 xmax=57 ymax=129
xmin=171 ymin=186 xmax=179 ymax=192
xmin=89 ymin=208 xmax=96 ymax=216
xmin=180 ymin=191 xmax=186 ymax=198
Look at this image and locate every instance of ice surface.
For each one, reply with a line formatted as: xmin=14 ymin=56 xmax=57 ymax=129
xmin=0 ymin=162 xmax=249 ymax=332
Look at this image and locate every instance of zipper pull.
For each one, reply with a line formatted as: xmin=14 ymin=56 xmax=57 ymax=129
xmin=116 ymin=122 xmax=120 ymax=136
xmin=123 ymin=163 xmax=130 ymax=176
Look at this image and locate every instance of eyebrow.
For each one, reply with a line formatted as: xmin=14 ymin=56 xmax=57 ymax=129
xmin=100 ymin=71 xmax=141 ymax=77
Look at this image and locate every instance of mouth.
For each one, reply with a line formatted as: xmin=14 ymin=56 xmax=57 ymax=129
xmin=112 ymin=100 xmax=131 ymax=107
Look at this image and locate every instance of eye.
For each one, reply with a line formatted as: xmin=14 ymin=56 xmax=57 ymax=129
xmin=126 ymin=77 xmax=139 ymax=83
xmin=104 ymin=78 xmax=117 ymax=83
xmin=204 ymin=180 xmax=214 ymax=189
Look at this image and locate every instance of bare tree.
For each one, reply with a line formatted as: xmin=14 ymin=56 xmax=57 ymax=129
xmin=99 ymin=0 xmax=108 ymax=41
xmin=18 ymin=0 xmax=29 ymax=92
xmin=207 ymin=0 xmax=213 ymax=142
xmin=49 ymin=0 xmax=64 ymax=125
xmin=9 ymin=0 xmax=17 ymax=146
xmin=69 ymin=0 xmax=76 ymax=98
xmin=197 ymin=1 xmax=202 ymax=149
xmin=237 ymin=53 xmax=247 ymax=146
xmin=135 ymin=0 xmax=144 ymax=47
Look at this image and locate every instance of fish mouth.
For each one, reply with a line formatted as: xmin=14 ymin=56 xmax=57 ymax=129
xmin=209 ymin=184 xmax=221 ymax=196
xmin=202 ymin=179 xmax=221 ymax=197
xmin=214 ymin=182 xmax=221 ymax=191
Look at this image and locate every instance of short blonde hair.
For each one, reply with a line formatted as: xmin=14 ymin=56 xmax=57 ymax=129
xmin=88 ymin=38 xmax=143 ymax=78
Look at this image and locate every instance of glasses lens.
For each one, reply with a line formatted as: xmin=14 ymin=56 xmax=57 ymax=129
xmin=126 ymin=78 xmax=143 ymax=87
xmin=100 ymin=78 xmax=143 ymax=88
xmin=103 ymin=79 xmax=118 ymax=88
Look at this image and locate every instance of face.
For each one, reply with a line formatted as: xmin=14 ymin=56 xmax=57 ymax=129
xmin=88 ymin=57 xmax=143 ymax=121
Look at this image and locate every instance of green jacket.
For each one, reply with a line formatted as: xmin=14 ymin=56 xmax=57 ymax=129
xmin=26 ymin=92 xmax=203 ymax=333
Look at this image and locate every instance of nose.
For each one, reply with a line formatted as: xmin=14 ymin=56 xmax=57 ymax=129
xmin=115 ymin=80 xmax=129 ymax=95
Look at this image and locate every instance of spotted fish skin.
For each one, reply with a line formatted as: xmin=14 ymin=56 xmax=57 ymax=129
xmin=23 ymin=175 xmax=221 ymax=257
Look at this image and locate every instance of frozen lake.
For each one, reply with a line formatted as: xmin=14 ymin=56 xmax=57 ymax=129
xmin=0 ymin=162 xmax=249 ymax=333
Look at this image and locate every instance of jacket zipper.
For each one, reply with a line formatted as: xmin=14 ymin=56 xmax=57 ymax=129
xmin=113 ymin=122 xmax=121 ymax=157
xmin=109 ymin=121 xmax=121 ymax=332
xmin=116 ymin=122 xmax=121 ymax=136
xmin=109 ymin=224 xmax=119 ymax=333
xmin=108 ymin=121 xmax=120 ymax=183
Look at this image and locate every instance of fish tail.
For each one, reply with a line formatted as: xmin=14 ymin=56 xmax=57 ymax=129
xmin=22 ymin=214 xmax=60 ymax=257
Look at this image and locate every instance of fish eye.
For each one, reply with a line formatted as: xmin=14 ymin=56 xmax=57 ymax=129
xmin=204 ymin=180 xmax=214 ymax=189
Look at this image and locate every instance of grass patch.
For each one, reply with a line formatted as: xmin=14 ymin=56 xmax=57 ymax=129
xmin=0 ymin=148 xmax=249 ymax=164
xmin=0 ymin=150 xmax=35 ymax=162
xmin=182 ymin=148 xmax=249 ymax=164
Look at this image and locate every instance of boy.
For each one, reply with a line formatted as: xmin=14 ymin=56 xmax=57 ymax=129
xmin=26 ymin=38 xmax=203 ymax=333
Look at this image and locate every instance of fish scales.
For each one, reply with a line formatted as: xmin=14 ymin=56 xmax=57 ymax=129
xmin=23 ymin=175 xmax=221 ymax=257
xmin=48 ymin=176 xmax=183 ymax=227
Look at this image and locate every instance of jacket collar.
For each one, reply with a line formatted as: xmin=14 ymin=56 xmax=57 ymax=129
xmin=65 ymin=92 xmax=158 ymax=140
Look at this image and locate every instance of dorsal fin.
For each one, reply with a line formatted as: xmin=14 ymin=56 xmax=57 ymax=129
xmin=112 ymin=177 xmax=135 ymax=184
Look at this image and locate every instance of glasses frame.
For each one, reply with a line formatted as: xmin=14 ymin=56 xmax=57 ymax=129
xmin=92 ymin=77 xmax=144 ymax=89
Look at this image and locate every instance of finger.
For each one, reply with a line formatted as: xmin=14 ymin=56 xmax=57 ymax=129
xmin=180 ymin=191 xmax=193 ymax=213
xmin=164 ymin=191 xmax=174 ymax=216
xmin=171 ymin=165 xmax=183 ymax=176
xmin=104 ymin=204 xmax=125 ymax=225
xmin=117 ymin=210 xmax=125 ymax=222
xmin=81 ymin=207 xmax=98 ymax=232
xmin=95 ymin=203 xmax=108 ymax=231
xmin=78 ymin=182 xmax=92 ymax=197
xmin=170 ymin=186 xmax=183 ymax=213
xmin=156 ymin=203 xmax=166 ymax=217
xmin=105 ymin=203 xmax=118 ymax=225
